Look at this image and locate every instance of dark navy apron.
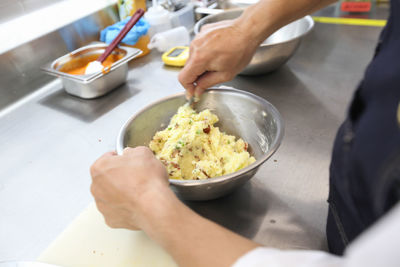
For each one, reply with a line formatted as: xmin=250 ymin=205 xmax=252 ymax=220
xmin=326 ymin=0 xmax=400 ymax=255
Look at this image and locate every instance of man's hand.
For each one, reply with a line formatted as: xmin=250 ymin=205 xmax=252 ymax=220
xmin=90 ymin=146 xmax=170 ymax=230
xmin=90 ymin=145 xmax=259 ymax=267
xmin=178 ymin=0 xmax=337 ymax=100
xmin=178 ymin=18 xmax=260 ymax=98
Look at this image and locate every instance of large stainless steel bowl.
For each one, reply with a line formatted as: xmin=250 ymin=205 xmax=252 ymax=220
xmin=194 ymin=10 xmax=314 ymax=75
xmin=116 ymin=87 xmax=284 ymax=200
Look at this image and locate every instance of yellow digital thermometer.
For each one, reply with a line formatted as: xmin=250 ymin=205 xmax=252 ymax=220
xmin=162 ymin=46 xmax=189 ymax=67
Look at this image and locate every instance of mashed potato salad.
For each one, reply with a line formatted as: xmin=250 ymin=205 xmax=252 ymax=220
xmin=149 ymin=105 xmax=256 ymax=180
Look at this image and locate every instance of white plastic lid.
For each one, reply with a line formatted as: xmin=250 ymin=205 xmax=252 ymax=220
xmin=144 ymin=5 xmax=170 ymax=22
xmin=147 ymin=35 xmax=168 ymax=51
xmin=147 ymin=26 xmax=190 ymax=52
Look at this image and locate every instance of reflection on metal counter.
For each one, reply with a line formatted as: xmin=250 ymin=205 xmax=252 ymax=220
xmin=0 ymin=1 xmax=389 ymax=263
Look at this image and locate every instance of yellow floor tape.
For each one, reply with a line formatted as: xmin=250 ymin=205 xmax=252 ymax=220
xmin=312 ymin=16 xmax=387 ymax=27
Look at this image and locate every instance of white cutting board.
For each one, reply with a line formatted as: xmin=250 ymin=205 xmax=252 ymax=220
xmin=38 ymin=203 xmax=178 ymax=267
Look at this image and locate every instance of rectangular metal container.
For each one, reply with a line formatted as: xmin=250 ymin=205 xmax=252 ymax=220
xmin=42 ymin=43 xmax=142 ymax=99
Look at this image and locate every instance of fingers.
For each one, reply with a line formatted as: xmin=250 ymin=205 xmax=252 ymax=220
xmin=178 ymin=69 xmax=196 ymax=98
xmin=94 ymin=200 xmax=121 ymax=229
xmin=180 ymin=67 xmax=234 ymax=98
xmin=178 ymin=60 xmax=207 ymax=97
xmin=194 ymin=71 xmax=234 ymax=97
xmin=179 ymin=39 xmax=212 ymax=98
xmin=179 ymin=21 xmax=238 ymax=98
xmin=185 ymin=89 xmax=194 ymax=100
xmin=200 ymin=20 xmax=233 ymax=34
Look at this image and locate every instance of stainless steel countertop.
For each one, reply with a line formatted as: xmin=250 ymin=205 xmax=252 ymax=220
xmin=0 ymin=22 xmax=382 ymax=261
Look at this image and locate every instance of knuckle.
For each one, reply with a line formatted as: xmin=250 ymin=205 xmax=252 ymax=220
xmin=89 ymin=163 xmax=99 ymax=177
xmin=94 ymin=200 xmax=106 ymax=215
xmin=195 ymin=81 xmax=207 ymax=91
xmin=194 ymin=52 xmax=206 ymax=63
xmin=104 ymin=218 xmax=116 ymax=228
xmin=91 ymin=154 xmax=114 ymax=175
xmin=178 ymin=71 xmax=185 ymax=84
xmin=90 ymin=184 xmax=98 ymax=197
xmin=134 ymin=146 xmax=152 ymax=156
xmin=191 ymin=38 xmax=201 ymax=47
xmin=196 ymin=80 xmax=210 ymax=90
xmin=198 ymin=79 xmax=213 ymax=89
xmin=201 ymin=24 xmax=210 ymax=31
xmin=123 ymin=147 xmax=134 ymax=154
xmin=123 ymin=146 xmax=153 ymax=162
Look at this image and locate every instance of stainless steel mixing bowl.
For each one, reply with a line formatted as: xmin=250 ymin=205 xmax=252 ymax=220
xmin=116 ymin=87 xmax=284 ymax=200
xmin=194 ymin=10 xmax=314 ymax=75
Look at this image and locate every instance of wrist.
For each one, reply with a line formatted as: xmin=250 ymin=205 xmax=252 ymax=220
xmin=236 ymin=4 xmax=279 ymax=46
xmin=136 ymin=185 xmax=181 ymax=233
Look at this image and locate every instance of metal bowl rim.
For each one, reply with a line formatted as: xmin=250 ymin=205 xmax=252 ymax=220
xmin=194 ymin=11 xmax=314 ymax=48
xmin=259 ymin=15 xmax=314 ymax=47
xmin=116 ymin=87 xmax=284 ymax=186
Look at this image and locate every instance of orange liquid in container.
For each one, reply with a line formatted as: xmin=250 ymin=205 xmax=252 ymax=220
xmin=59 ymin=54 xmax=123 ymax=75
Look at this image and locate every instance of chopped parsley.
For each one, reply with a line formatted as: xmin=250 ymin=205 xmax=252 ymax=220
xmin=176 ymin=141 xmax=185 ymax=149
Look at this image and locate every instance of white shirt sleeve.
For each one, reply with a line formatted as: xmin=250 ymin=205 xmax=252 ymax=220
xmin=232 ymin=203 xmax=400 ymax=267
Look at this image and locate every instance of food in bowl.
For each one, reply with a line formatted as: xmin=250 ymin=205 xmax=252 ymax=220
xmin=149 ymin=104 xmax=256 ymax=180
xmin=116 ymin=88 xmax=284 ymax=200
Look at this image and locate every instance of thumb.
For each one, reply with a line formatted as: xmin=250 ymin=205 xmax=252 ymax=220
xmin=123 ymin=146 xmax=154 ymax=158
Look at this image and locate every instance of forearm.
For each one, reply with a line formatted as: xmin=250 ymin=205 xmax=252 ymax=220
xmin=140 ymin=189 xmax=259 ymax=267
xmin=239 ymin=0 xmax=337 ymax=44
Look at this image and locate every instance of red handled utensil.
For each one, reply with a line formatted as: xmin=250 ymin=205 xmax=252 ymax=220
xmin=97 ymin=8 xmax=145 ymax=63
xmin=85 ymin=8 xmax=145 ymax=74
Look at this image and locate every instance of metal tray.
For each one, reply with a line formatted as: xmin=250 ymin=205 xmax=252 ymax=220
xmin=41 ymin=43 xmax=142 ymax=99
